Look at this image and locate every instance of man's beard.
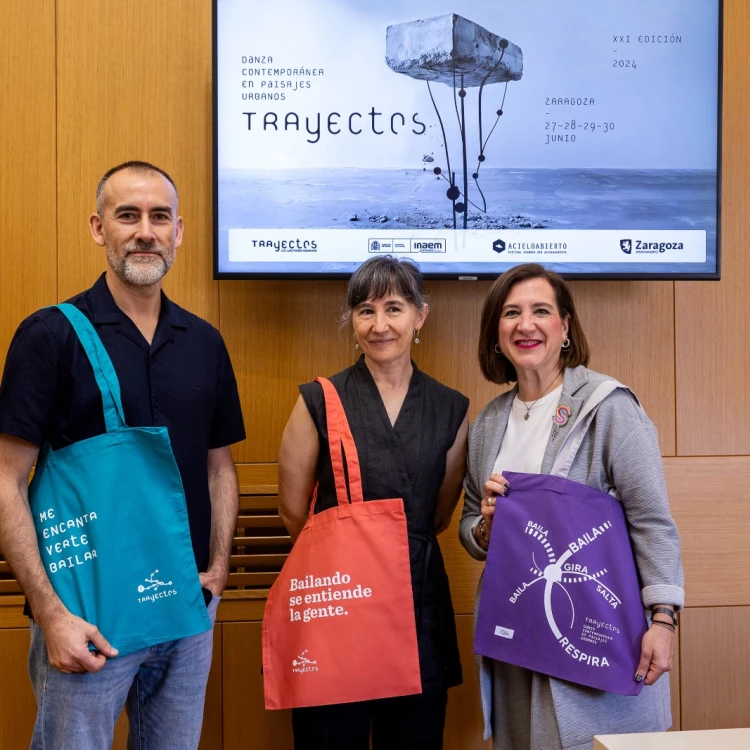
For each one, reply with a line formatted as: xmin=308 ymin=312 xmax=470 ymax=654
xmin=108 ymin=240 xmax=174 ymax=286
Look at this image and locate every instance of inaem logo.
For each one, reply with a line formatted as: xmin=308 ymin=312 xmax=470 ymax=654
xmin=137 ymin=570 xmax=172 ymax=593
xmin=493 ymin=239 xmax=506 ymax=253
xmin=292 ymin=650 xmax=319 ymax=674
xmin=620 ymin=239 xmax=632 ymax=254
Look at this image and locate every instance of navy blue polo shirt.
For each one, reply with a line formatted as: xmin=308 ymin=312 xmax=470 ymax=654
xmin=0 ymin=274 xmax=246 ymax=575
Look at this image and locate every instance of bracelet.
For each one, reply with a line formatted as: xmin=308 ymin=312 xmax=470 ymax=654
xmin=651 ymin=606 xmax=677 ymax=626
xmin=651 ymin=619 xmax=676 ymax=632
xmin=477 ymin=519 xmax=489 ymax=547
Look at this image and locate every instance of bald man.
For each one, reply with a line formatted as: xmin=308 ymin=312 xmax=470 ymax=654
xmin=0 ymin=161 xmax=245 ymax=749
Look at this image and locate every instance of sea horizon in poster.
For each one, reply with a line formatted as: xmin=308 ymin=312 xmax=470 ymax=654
xmin=214 ymin=0 xmax=720 ymax=278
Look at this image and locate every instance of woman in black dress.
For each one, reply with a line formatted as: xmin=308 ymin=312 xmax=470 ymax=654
xmin=279 ymin=256 xmax=469 ymax=750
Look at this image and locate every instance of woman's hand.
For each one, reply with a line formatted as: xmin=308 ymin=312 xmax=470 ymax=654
xmin=476 ymin=473 xmax=510 ymax=547
xmin=635 ymin=622 xmax=675 ymax=685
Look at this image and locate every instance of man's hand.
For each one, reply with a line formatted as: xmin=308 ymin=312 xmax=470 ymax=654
xmin=38 ymin=606 xmax=118 ymax=674
xmin=199 ymin=567 xmax=228 ymax=598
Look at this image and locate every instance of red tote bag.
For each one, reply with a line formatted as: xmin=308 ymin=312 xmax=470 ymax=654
xmin=262 ymin=377 xmax=422 ymax=709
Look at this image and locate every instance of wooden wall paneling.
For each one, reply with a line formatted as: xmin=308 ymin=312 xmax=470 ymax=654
xmin=112 ymin=710 xmax=128 ymax=750
xmin=223 ymin=621 xmax=294 ymax=750
xmin=665 ymin=457 xmax=750 ymax=607
xmin=236 ymin=463 xmax=280 ymax=493
xmin=570 ymin=281 xmax=676 ymax=456
xmin=679 ymin=606 xmax=750 ymax=730
xmin=220 ymin=280 xmax=351 ymax=462
xmin=217 ymin=596 xmax=267 ymax=624
xmin=0 ymin=0 xmax=57 ymax=371
xmin=444 ymin=615 xmax=491 ymax=749
xmin=417 ymin=280 xmax=497 ymax=617
xmin=55 ymin=0 xmax=218 ymax=324
xmin=670 ymin=626 xmax=680 ymax=731
xmin=0 ymin=598 xmax=30 ymax=629
xmin=417 ymin=280 xmax=502 ymax=421
xmin=0 ymin=629 xmax=36 ymax=749
xmin=200 ymin=624 xmax=224 ymax=750
xmin=675 ymin=0 xmax=750 ymax=455
xmin=439 ymin=506 xmax=485 ymax=616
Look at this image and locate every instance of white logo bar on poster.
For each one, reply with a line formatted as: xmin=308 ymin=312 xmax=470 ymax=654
xmin=228 ymin=229 xmax=706 ymax=264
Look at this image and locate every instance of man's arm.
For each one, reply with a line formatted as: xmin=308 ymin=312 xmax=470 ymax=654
xmin=200 ymin=446 xmax=239 ymax=597
xmin=0 ymin=434 xmax=116 ymax=672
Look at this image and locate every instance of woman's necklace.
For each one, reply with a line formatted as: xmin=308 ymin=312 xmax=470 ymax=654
xmin=518 ymin=372 xmax=561 ymax=421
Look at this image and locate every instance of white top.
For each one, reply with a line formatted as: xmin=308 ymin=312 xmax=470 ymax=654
xmin=491 ymin=384 xmax=563 ymax=476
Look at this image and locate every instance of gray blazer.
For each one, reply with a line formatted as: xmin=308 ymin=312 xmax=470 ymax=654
xmin=460 ymin=366 xmax=685 ymax=749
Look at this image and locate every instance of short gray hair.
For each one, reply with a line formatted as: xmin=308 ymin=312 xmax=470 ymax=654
xmin=341 ymin=256 xmax=426 ymax=326
xmin=96 ymin=160 xmax=178 ymax=216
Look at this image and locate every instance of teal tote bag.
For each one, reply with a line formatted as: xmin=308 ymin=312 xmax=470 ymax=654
xmin=27 ymin=304 xmax=211 ymax=656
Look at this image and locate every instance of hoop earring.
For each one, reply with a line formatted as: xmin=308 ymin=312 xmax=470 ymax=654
xmin=494 ymin=344 xmax=502 ymax=355
xmin=561 ymin=337 xmax=571 ymax=350
xmin=414 ymin=329 xmax=421 ymax=344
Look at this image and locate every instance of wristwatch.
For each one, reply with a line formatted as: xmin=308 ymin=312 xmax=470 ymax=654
xmin=651 ymin=606 xmax=677 ymax=626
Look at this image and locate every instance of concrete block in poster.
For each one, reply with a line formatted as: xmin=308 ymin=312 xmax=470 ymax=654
xmin=386 ymin=13 xmax=523 ymax=87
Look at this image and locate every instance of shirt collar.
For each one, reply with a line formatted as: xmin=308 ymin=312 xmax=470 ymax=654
xmin=88 ymin=272 xmax=189 ymax=329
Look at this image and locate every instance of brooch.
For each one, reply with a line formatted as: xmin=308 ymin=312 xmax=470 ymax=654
xmin=551 ymin=405 xmax=571 ymax=439
xmin=554 ymin=405 xmax=571 ymax=427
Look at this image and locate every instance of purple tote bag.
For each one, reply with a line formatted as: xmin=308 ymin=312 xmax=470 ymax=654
xmin=474 ymin=381 xmax=648 ymax=696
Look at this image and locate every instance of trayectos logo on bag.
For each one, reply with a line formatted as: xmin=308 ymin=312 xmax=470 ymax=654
xmin=292 ymin=650 xmax=319 ymax=674
xmin=502 ymin=519 xmax=622 ymax=667
xmin=137 ymin=569 xmax=178 ymax=603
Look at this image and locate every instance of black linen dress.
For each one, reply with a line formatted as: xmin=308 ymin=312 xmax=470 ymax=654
xmin=293 ymin=356 xmax=468 ymax=749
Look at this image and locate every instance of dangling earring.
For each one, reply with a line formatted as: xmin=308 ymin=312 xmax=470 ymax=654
xmin=414 ymin=329 xmax=421 ymax=344
xmin=494 ymin=344 xmax=502 ymax=355
xmin=561 ymin=337 xmax=571 ymax=350
xmin=354 ymin=333 xmax=359 ymax=350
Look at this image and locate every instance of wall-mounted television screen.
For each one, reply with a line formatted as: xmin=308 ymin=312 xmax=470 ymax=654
xmin=213 ymin=0 xmax=721 ymax=279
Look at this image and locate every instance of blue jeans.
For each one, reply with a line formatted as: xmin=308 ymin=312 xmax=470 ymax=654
xmin=28 ymin=596 xmax=219 ymax=750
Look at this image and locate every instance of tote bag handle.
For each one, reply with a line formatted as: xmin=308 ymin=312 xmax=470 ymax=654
xmin=550 ymin=380 xmax=634 ymax=480
xmin=55 ymin=303 xmax=127 ymax=433
xmin=309 ymin=377 xmax=364 ymax=516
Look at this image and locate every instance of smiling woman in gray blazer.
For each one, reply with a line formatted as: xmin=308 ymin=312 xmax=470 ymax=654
xmin=459 ymin=264 xmax=684 ymax=750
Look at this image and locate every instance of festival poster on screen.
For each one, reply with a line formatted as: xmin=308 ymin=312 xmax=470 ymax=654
xmin=214 ymin=0 xmax=720 ymax=278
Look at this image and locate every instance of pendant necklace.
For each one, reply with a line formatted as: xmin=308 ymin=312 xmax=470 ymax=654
xmin=518 ymin=372 xmax=561 ymax=421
